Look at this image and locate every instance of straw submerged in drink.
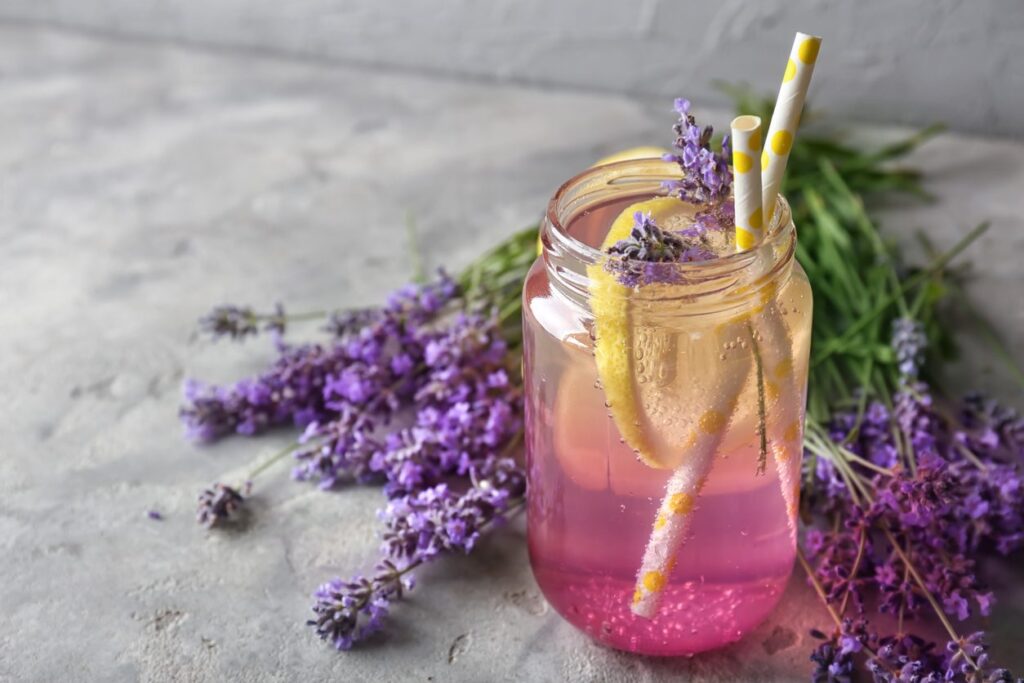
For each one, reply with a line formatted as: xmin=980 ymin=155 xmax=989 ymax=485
xmin=628 ymin=31 xmax=821 ymax=620
xmin=629 ymin=317 xmax=753 ymax=618
xmin=752 ymin=31 xmax=821 ymax=537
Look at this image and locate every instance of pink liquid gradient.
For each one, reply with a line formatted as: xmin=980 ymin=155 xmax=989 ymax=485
xmin=522 ymin=196 xmax=806 ymax=655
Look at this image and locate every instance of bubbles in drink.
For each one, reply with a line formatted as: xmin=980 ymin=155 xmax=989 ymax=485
xmin=527 ymin=186 xmax=813 ymax=655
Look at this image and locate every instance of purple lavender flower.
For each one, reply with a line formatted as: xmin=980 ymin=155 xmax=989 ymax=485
xmin=179 ymin=343 xmax=347 ymax=442
xmin=292 ymin=414 xmax=383 ymax=489
xmin=196 ymin=483 xmax=246 ymax=528
xmin=800 ymin=316 xmax=1024 ymax=680
xmin=147 ymin=510 xmax=162 ymax=521
xmin=289 ymin=307 xmax=520 ymax=493
xmin=608 ymin=212 xmax=691 ymax=263
xmin=199 ymin=305 xmax=259 ymax=340
xmin=661 ymin=99 xmax=732 ymax=205
xmin=809 ymin=393 xmax=999 ymax=627
xmin=892 ymin=317 xmax=928 ymax=379
xmin=380 ymin=457 xmax=525 ymax=561
xmin=604 ymin=211 xmax=716 ymax=287
xmin=180 ymin=273 xmax=463 ymax=444
xmin=309 ymin=456 xmax=525 ymax=650
xmin=198 ymin=304 xmax=288 ymax=341
xmin=597 ymin=101 xmax=737 ymax=288
xmin=308 ymin=559 xmax=413 ymax=650
xmin=323 ymin=308 xmax=380 ymax=338
xmin=809 ymin=625 xmax=857 ymax=683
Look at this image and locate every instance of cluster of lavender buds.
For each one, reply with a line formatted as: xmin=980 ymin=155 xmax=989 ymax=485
xmin=292 ymin=308 xmax=517 ymax=495
xmin=801 ymin=318 xmax=1023 ymax=681
xmin=601 ymin=104 xmax=739 ymax=288
xmin=310 ymin=457 xmax=526 ymax=649
xmin=180 ymin=274 xmax=461 ymax=442
xmin=308 ymin=559 xmax=413 ymax=650
xmin=604 ymin=211 xmax=716 ymax=287
xmin=662 ymin=98 xmax=732 ymax=205
xmin=196 ymin=482 xmax=248 ymax=528
xmin=808 ymin=621 xmax=1013 ymax=683
xmin=380 ymin=456 xmax=526 ymax=561
xmin=608 ymin=211 xmax=691 ymax=263
xmin=199 ymin=304 xmax=287 ymax=341
xmin=182 ymin=271 xmax=526 ymax=648
xmin=892 ymin=317 xmax=929 ymax=379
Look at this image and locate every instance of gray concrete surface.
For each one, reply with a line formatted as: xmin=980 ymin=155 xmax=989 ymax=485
xmin=1 ymin=24 xmax=1023 ymax=683
xmin=2 ymin=0 xmax=1023 ymax=136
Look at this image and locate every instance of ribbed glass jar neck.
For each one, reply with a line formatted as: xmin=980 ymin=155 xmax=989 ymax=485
xmin=540 ymin=158 xmax=796 ymax=319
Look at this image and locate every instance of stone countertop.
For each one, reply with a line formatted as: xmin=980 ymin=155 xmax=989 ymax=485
xmin=1 ymin=25 xmax=1022 ymax=683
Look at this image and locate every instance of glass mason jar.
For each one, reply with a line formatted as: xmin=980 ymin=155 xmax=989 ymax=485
xmin=522 ymin=158 xmax=812 ymax=656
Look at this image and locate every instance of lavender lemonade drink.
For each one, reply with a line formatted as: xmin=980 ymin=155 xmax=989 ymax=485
xmin=522 ymin=33 xmax=821 ymax=655
xmin=523 ymin=158 xmax=811 ymax=654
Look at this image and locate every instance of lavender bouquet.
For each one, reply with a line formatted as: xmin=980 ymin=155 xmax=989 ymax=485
xmin=180 ymin=96 xmax=1023 ymax=681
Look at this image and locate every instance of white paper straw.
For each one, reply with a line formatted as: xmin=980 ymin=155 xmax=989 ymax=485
xmin=631 ymin=33 xmax=821 ymax=618
xmin=755 ymin=31 xmax=821 ymax=536
xmin=761 ymin=32 xmax=822 ymax=222
xmin=734 ymin=139 xmax=800 ymax=539
xmin=631 ymin=318 xmax=751 ymax=618
xmin=731 ymin=115 xmax=764 ymax=252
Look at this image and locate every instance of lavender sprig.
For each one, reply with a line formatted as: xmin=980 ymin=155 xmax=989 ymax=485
xmin=607 ymin=211 xmax=691 ymax=263
xmin=196 ymin=482 xmax=248 ymax=528
xmin=801 ymin=321 xmax=1023 ymax=681
xmin=380 ymin=456 xmax=525 ymax=561
xmin=180 ymin=272 xmax=461 ymax=442
xmin=599 ymin=103 xmax=736 ymax=289
xmin=186 ymin=272 xmax=527 ymax=646
xmin=604 ymin=211 xmax=716 ymax=287
xmin=198 ymin=303 xmax=294 ymax=341
xmin=661 ymin=98 xmax=732 ymax=205
xmin=308 ymin=559 xmax=414 ymax=651
xmin=892 ymin=317 xmax=928 ymax=380
xmin=310 ymin=456 xmax=526 ymax=649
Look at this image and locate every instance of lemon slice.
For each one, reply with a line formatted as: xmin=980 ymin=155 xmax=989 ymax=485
xmin=588 ymin=197 xmax=691 ymax=469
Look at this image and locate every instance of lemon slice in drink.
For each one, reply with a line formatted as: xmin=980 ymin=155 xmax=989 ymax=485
xmin=588 ymin=196 xmax=692 ymax=469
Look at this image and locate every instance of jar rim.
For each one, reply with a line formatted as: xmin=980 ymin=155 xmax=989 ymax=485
xmin=542 ymin=157 xmax=794 ymax=283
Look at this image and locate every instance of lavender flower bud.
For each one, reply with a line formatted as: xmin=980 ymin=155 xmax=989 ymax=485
xmin=663 ymin=99 xmax=732 ymax=204
xmin=196 ymin=483 xmax=246 ymax=528
xmin=308 ymin=560 xmax=410 ymax=650
xmin=604 ymin=212 xmax=715 ymax=287
xmin=892 ymin=317 xmax=928 ymax=379
xmin=199 ymin=305 xmax=259 ymax=341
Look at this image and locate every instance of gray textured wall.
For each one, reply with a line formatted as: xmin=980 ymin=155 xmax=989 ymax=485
xmin=2 ymin=0 xmax=1022 ymax=136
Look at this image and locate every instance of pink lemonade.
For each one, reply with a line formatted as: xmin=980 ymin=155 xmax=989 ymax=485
xmin=522 ymin=163 xmax=812 ymax=656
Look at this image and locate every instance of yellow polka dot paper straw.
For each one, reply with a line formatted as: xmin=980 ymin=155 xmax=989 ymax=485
xmin=631 ymin=320 xmax=752 ymax=619
xmin=632 ymin=33 xmax=821 ymax=620
xmin=753 ymin=31 xmax=821 ymax=539
xmin=762 ymin=32 xmax=822 ymax=222
xmin=730 ymin=115 xmax=764 ymax=252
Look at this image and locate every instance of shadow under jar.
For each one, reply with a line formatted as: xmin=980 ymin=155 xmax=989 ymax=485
xmin=522 ymin=159 xmax=812 ymax=656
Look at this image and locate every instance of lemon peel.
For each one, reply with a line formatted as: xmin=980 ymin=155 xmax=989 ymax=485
xmin=588 ymin=196 xmax=688 ymax=469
